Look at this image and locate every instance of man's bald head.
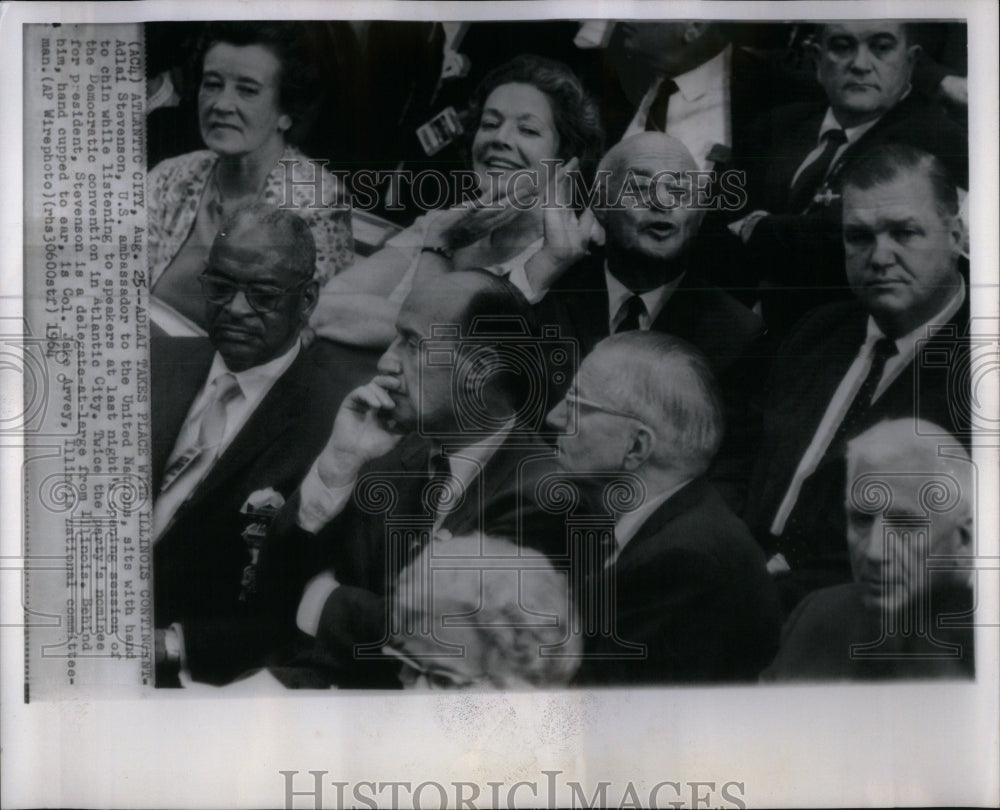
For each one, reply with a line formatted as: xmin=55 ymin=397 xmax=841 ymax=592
xmin=598 ymin=131 xmax=699 ymax=183
xmin=596 ymin=133 xmax=704 ymax=276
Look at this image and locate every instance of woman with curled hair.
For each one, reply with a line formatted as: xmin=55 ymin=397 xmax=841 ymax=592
xmin=385 ymin=534 xmax=581 ymax=689
xmin=311 ymin=53 xmax=604 ymax=347
xmin=149 ymin=21 xmax=352 ymax=328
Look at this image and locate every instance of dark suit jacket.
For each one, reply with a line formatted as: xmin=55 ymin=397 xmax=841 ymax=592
xmin=576 ymin=477 xmax=782 ymax=685
xmin=537 ymin=251 xmax=763 ymax=375
xmin=537 ymin=252 xmax=766 ymax=512
xmin=735 ymin=93 xmax=969 ymax=338
xmin=260 ymin=430 xmax=580 ymax=687
xmin=151 ymin=336 xmax=379 ymax=683
xmin=744 ymin=295 xmax=971 ymax=594
xmin=761 ymin=583 xmax=974 ymax=681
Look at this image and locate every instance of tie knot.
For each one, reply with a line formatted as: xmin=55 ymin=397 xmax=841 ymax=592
xmin=658 ymin=77 xmax=680 ymax=98
xmin=824 ymin=128 xmax=847 ymax=146
xmin=627 ymin=294 xmax=645 ymax=313
xmin=214 ymin=372 xmax=241 ymax=403
xmin=872 ymin=337 xmax=898 ymax=362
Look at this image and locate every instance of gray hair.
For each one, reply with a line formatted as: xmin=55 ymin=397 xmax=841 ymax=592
xmin=391 ymin=534 xmax=581 ymax=688
xmin=593 ymin=331 xmax=724 ymax=475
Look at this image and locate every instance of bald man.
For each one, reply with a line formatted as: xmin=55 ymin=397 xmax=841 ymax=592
xmin=762 ymin=419 xmax=975 ymax=680
xmin=540 ymin=132 xmax=761 ymax=370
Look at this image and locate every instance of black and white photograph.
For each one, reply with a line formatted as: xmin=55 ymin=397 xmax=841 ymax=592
xmin=2 ymin=1 xmax=997 ymax=807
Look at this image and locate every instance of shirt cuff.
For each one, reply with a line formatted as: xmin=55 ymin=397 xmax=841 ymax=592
xmin=297 ymin=459 xmax=356 ymax=533
xmin=503 ymin=260 xmax=546 ymax=304
xmin=296 ymin=571 xmax=340 ymax=636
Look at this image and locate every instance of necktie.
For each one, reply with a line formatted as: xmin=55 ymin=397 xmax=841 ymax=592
xmin=830 ymin=337 xmax=899 ymax=451
xmin=644 ymin=78 xmax=680 ymax=133
xmin=615 ymin=294 xmax=646 ymax=333
xmin=778 ymin=337 xmax=899 ymax=569
xmin=196 ymin=372 xmax=241 ymax=459
xmin=158 ymin=372 xmax=241 ymax=495
xmin=787 ymin=128 xmax=848 ymax=214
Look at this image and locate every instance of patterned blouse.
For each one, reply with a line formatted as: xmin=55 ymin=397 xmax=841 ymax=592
xmin=147 ymin=145 xmax=353 ymax=288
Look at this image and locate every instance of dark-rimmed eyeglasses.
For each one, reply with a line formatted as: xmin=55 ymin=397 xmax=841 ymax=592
xmin=197 ymin=273 xmax=310 ymax=314
xmin=382 ymin=644 xmax=483 ymax=689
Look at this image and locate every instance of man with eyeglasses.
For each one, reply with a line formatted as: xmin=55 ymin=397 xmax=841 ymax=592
xmin=537 ymin=132 xmax=764 ymax=513
xmin=545 ymin=331 xmax=780 ymax=684
xmin=151 ymin=203 xmax=369 ymax=685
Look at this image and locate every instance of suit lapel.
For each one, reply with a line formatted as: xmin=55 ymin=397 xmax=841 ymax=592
xmin=614 ymin=477 xmax=710 ymax=572
xmin=179 ymin=349 xmax=311 ymax=513
xmin=151 ymin=338 xmax=215 ymax=492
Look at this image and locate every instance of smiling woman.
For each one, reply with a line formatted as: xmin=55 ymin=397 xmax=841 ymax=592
xmin=148 ymin=22 xmax=353 ymax=329
xmin=309 ymin=54 xmax=604 ymax=348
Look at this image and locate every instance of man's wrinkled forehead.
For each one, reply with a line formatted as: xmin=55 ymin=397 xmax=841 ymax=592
xmin=602 ymin=133 xmax=699 ymax=179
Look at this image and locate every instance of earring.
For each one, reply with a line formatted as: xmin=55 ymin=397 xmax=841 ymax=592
xmin=278 ymin=114 xmax=292 ymax=132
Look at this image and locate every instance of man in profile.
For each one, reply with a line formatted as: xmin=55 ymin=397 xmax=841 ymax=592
xmin=261 ymin=270 xmax=576 ymax=687
xmin=762 ymin=419 xmax=975 ymax=680
xmin=151 ymin=204 xmax=364 ymax=685
xmin=545 ymin=331 xmax=781 ymax=684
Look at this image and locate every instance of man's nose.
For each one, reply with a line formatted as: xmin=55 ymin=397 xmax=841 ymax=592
xmin=871 ymin=233 xmax=897 ymax=269
xmin=545 ymin=397 xmax=569 ymax=431
xmin=848 ymin=44 xmax=875 ymax=73
xmin=377 ymin=341 xmax=403 ymax=374
xmin=862 ymin=515 xmax=888 ymax=562
xmin=223 ymin=289 xmax=255 ymax=317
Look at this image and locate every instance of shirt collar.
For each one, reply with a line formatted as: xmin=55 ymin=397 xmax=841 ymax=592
xmin=672 ymin=43 xmax=731 ymax=102
xmin=430 ymin=418 xmax=516 ymax=495
xmin=821 ymin=86 xmax=909 ymax=144
xmin=863 ymin=277 xmax=965 ymax=356
xmin=207 ymin=338 xmax=301 ymax=403
xmin=818 ymin=105 xmax=881 ymax=146
xmin=605 ymin=264 xmax=685 ymax=328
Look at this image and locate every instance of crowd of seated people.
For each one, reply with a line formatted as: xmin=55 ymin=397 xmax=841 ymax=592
xmin=146 ymin=19 xmax=976 ymax=689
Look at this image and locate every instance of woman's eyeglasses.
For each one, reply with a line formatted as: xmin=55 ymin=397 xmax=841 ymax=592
xmin=382 ymin=644 xmax=483 ymax=689
xmin=197 ymin=273 xmax=310 ymax=314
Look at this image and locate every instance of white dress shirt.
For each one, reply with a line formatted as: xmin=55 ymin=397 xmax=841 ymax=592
xmin=770 ymin=281 xmax=966 ymax=536
xmin=153 ymin=339 xmax=301 ymax=540
xmin=606 ymin=265 xmax=685 ymax=333
xmin=623 ymin=44 xmax=732 ymax=169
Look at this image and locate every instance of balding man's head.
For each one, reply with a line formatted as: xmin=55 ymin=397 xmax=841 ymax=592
xmin=380 ymin=270 xmax=542 ymax=437
xmin=845 ymin=419 xmax=973 ymax=611
xmin=596 ymin=134 xmax=705 ymax=276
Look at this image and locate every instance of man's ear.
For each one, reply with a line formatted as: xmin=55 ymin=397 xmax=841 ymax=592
xmin=300 ymin=277 xmax=320 ymax=323
xmin=621 ymin=424 xmax=655 ymax=472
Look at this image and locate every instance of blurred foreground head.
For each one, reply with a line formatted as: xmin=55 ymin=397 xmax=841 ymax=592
xmin=387 ymin=534 xmax=579 ymax=689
